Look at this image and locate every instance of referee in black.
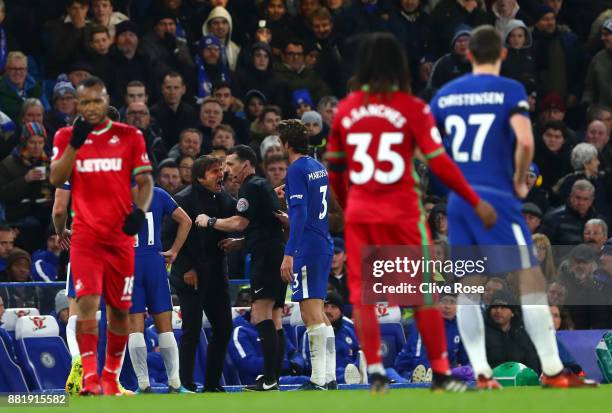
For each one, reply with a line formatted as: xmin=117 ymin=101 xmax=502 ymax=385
xmin=195 ymin=145 xmax=286 ymax=391
xmin=170 ymin=155 xmax=235 ymax=392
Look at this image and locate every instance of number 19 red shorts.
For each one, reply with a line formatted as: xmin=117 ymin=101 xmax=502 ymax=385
xmin=70 ymin=237 xmax=135 ymax=311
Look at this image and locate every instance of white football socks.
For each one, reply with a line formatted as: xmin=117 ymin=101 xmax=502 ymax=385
xmin=128 ymin=332 xmax=150 ymax=390
xmin=307 ymin=323 xmax=327 ymax=386
xmin=158 ymin=332 xmax=181 ymax=389
xmin=324 ymin=325 xmax=336 ymax=383
xmin=521 ymin=293 xmax=564 ymax=376
xmin=456 ymin=294 xmax=492 ymax=378
xmin=66 ymin=315 xmax=80 ymax=360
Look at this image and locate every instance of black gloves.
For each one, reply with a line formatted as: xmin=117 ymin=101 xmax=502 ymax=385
xmin=123 ymin=208 xmax=145 ymax=236
xmin=70 ymin=117 xmax=94 ymax=149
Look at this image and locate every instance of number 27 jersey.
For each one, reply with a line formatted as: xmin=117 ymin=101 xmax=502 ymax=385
xmin=327 ymin=91 xmax=446 ymax=223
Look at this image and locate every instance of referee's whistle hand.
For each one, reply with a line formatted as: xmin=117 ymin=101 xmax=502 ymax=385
xmin=195 ymin=213 xmax=210 ymax=227
xmin=280 ymin=255 xmax=294 ymax=283
xmin=273 ymin=211 xmax=289 ymax=228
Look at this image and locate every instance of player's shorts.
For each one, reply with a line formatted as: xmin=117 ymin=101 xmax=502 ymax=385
xmin=250 ymin=239 xmax=287 ymax=308
xmin=65 ymin=263 xmax=75 ymax=299
xmin=130 ymin=252 xmax=173 ymax=315
xmin=70 ymin=237 xmax=135 ymax=311
xmin=447 ymin=186 xmax=538 ymax=275
xmin=291 ymin=254 xmax=332 ymax=302
xmin=345 ymin=219 xmax=432 ymax=306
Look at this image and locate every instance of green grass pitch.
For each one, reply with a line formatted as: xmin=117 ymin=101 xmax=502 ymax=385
xmin=6 ymin=385 xmax=612 ymax=413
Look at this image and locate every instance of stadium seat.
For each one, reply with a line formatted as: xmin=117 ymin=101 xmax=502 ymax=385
xmin=376 ymin=305 xmax=405 ymax=368
xmin=1 ymin=308 xmax=40 ymax=339
xmin=0 ymin=334 xmax=28 ymax=392
xmin=14 ymin=316 xmax=71 ymax=391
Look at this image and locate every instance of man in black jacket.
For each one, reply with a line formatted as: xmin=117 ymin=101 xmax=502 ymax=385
xmin=170 ymin=155 xmax=236 ymax=392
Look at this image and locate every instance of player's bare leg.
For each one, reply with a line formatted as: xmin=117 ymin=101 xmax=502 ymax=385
xmin=352 ymin=303 xmax=389 ymax=393
xmin=414 ymin=305 xmax=468 ymax=392
xmin=296 ymin=299 xmax=329 ymax=390
xmin=517 ymin=266 xmax=597 ymax=388
xmin=101 ymin=304 xmax=130 ymax=396
xmin=245 ymin=299 xmax=279 ymax=391
xmin=75 ymin=294 xmax=101 ymax=395
xmin=456 ymin=275 xmax=500 ymax=389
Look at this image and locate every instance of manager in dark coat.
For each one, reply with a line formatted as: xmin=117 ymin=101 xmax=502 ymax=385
xmin=170 ymin=155 xmax=236 ymax=392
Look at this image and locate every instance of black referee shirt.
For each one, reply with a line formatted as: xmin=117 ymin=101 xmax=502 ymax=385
xmin=236 ymin=174 xmax=284 ymax=251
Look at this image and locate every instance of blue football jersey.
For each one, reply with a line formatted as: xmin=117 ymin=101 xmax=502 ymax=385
xmin=135 ymin=187 xmax=177 ymax=253
xmin=430 ymin=74 xmax=530 ymax=193
xmin=285 ymin=156 xmax=333 ymax=257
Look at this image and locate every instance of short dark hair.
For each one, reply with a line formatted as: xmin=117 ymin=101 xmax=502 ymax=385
xmin=541 ymin=120 xmax=567 ymax=137
xmin=211 ymin=145 xmax=229 ymax=154
xmin=355 ymin=32 xmax=411 ymax=94
xmin=90 ymin=24 xmax=110 ymax=41
xmin=227 ymin=145 xmax=257 ymax=167
xmin=78 ymin=76 xmax=106 ymax=90
xmin=284 ymin=38 xmax=304 ymax=52
xmin=127 ymin=80 xmax=145 ymax=89
xmin=468 ymin=25 xmax=503 ymax=65
xmin=309 ymin=7 xmax=331 ymax=24
xmin=278 ymin=119 xmax=309 ymax=154
xmin=180 ymin=128 xmax=203 ymax=142
xmin=212 ymin=82 xmax=233 ymax=94
xmin=0 ymin=224 xmax=12 ymax=233
xmin=259 ymin=105 xmax=282 ymax=122
xmin=163 ymin=71 xmax=184 ymax=85
xmin=66 ymin=0 xmax=88 ymax=8
xmin=192 ymin=155 xmax=221 ymax=183
xmin=264 ymin=153 xmax=289 ymax=169
xmin=158 ymin=158 xmax=178 ymax=171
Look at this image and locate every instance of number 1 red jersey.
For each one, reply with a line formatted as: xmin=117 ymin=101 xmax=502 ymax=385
xmin=326 ymin=90 xmax=446 ymax=223
xmin=52 ymin=119 xmax=152 ymax=245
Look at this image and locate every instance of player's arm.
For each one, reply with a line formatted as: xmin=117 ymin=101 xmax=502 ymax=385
xmin=325 ymin=114 xmax=348 ymax=209
xmin=510 ymin=114 xmax=535 ymax=199
xmin=133 ymin=172 xmax=153 ymax=214
xmin=161 ymin=207 xmax=192 ymax=265
xmin=50 ymin=119 xmax=94 ymax=187
xmin=52 ymin=187 xmax=72 ymax=250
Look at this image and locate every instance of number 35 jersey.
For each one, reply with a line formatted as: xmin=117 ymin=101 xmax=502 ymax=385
xmin=327 ymin=90 xmax=446 ymax=223
xmin=430 ymin=74 xmax=530 ymax=194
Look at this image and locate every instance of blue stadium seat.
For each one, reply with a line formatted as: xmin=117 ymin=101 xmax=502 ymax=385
xmin=0 ymin=333 xmax=28 ymax=392
xmin=376 ymin=305 xmax=406 ymax=368
xmin=14 ymin=316 xmax=71 ymax=391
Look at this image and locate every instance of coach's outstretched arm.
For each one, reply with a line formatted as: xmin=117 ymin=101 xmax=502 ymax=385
xmin=510 ymin=114 xmax=535 ymax=199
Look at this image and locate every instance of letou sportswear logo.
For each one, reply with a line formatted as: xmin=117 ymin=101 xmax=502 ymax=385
xmin=236 ymin=198 xmax=249 ymax=212
xmin=31 ymin=316 xmax=47 ymax=332
xmin=76 ymin=158 xmax=123 ymax=173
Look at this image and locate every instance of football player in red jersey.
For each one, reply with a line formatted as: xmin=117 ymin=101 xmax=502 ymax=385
xmin=50 ymin=76 xmax=153 ymax=396
xmin=326 ymin=33 xmax=496 ymax=392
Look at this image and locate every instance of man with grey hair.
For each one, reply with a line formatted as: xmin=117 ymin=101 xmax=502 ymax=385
xmin=0 ymin=51 xmax=49 ymax=121
xmin=583 ymin=218 xmax=608 ymax=251
xmin=541 ymin=180 xmax=603 ymax=245
xmin=317 ymin=96 xmax=338 ymax=128
xmin=553 ymin=143 xmax=609 ymax=218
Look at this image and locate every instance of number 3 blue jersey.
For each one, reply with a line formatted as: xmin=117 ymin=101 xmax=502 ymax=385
xmin=430 ymin=74 xmax=530 ymax=193
xmin=135 ymin=187 xmax=177 ymax=253
xmin=285 ymin=156 xmax=333 ymax=257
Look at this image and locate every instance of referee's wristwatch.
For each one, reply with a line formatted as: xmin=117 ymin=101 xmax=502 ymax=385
xmin=207 ymin=217 xmax=217 ymax=228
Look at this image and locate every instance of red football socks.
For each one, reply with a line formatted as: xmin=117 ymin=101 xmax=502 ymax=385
xmin=76 ymin=319 xmax=99 ymax=382
xmin=352 ymin=304 xmax=382 ymax=365
xmin=414 ymin=307 xmax=451 ymax=375
xmin=103 ymin=329 xmax=128 ymax=379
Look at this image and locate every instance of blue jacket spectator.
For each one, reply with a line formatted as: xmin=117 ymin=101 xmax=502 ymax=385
xmin=31 ymin=241 xmax=60 ymax=282
xmin=228 ymin=311 xmax=306 ymax=384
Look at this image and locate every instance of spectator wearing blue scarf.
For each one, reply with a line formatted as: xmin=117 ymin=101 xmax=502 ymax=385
xmin=195 ymin=35 xmax=230 ymax=104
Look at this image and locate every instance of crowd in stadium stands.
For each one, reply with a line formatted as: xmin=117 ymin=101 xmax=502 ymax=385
xmin=0 ymin=0 xmax=612 ymax=386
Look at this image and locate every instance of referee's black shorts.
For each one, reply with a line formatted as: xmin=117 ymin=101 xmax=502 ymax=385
xmin=249 ymin=239 xmax=287 ymax=308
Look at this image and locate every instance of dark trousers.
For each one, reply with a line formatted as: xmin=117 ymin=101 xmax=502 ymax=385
xmin=177 ymin=274 xmax=232 ymax=389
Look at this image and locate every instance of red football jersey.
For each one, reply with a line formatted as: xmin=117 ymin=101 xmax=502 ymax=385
xmin=52 ymin=119 xmax=152 ymax=244
xmin=327 ymin=91 xmax=445 ymax=223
